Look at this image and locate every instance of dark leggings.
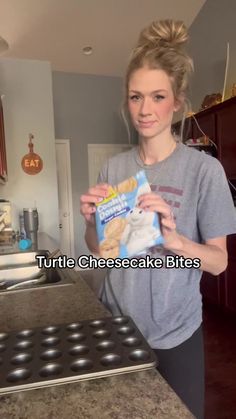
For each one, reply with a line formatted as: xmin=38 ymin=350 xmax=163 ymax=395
xmin=153 ymin=326 xmax=205 ymax=419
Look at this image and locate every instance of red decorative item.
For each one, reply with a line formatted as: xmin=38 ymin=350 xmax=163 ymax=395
xmin=21 ymin=133 xmax=43 ymax=175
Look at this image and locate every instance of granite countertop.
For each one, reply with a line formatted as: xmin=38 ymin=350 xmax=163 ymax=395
xmin=0 ymin=268 xmax=194 ymax=418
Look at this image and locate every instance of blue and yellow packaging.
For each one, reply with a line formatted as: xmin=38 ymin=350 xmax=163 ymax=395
xmin=95 ymin=170 xmax=164 ymax=258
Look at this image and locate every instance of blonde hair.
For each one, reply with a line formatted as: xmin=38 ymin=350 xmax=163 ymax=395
xmin=122 ymin=19 xmax=194 ymax=142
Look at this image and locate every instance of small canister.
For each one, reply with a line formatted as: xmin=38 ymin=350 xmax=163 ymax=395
xmin=18 ymin=238 xmax=32 ymax=251
xmin=19 ymin=213 xmax=26 ymax=239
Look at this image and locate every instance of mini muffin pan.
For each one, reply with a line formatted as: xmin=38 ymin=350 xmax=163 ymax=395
xmin=0 ymin=316 xmax=157 ymax=394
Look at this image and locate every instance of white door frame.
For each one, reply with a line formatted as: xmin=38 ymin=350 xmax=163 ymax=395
xmin=88 ymin=143 xmax=132 ymax=187
xmin=55 ymin=139 xmax=75 ymax=259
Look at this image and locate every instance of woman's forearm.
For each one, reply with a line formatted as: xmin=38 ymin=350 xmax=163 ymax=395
xmin=85 ymin=223 xmax=99 ymax=255
xmin=170 ymin=234 xmax=228 ymax=276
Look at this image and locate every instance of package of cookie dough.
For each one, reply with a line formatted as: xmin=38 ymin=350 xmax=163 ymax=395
xmin=95 ymin=170 xmax=164 ymax=258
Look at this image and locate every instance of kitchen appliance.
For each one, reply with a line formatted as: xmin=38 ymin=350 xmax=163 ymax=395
xmin=0 ymin=316 xmax=157 ymax=394
xmin=0 ymin=200 xmax=12 ymax=246
xmin=23 ymin=208 xmax=39 ymax=250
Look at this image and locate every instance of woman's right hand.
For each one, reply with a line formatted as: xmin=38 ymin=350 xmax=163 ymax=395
xmin=80 ymin=183 xmax=110 ymax=226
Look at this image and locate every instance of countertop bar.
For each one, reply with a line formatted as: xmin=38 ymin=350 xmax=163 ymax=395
xmin=0 ymin=243 xmax=194 ymax=418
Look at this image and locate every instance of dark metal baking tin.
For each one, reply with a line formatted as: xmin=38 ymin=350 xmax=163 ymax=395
xmin=0 ymin=316 xmax=157 ymax=394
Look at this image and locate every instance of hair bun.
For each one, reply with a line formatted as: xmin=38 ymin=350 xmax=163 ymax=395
xmin=138 ymin=19 xmax=188 ymax=49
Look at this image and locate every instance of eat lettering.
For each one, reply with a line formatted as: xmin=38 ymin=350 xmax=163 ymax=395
xmin=24 ymin=159 xmax=40 ymax=168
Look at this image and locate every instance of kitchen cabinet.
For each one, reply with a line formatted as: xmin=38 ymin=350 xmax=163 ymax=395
xmin=216 ymin=100 xmax=236 ymax=178
xmin=202 ymin=234 xmax=236 ymax=313
xmin=173 ymin=97 xmax=236 ymax=313
xmin=199 ymin=272 xmax=221 ymax=306
xmin=0 ymin=97 xmax=7 ymax=183
xmin=191 ymin=111 xmax=216 ymax=145
xmin=224 ymin=234 xmax=236 ymax=313
xmin=172 ymin=95 xmax=236 ymax=173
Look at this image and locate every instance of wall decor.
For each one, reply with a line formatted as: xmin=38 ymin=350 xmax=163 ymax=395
xmin=200 ymin=93 xmax=222 ymax=111
xmin=21 ymin=133 xmax=43 ymax=175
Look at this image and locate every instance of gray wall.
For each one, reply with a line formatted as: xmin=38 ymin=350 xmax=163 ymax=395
xmin=52 ymin=72 xmax=135 ymax=257
xmin=0 ymin=58 xmax=59 ymax=242
xmin=188 ymin=0 xmax=236 ymax=111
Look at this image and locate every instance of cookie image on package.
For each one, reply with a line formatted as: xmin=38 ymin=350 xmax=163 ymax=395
xmin=104 ymin=217 xmax=127 ymax=240
xmin=114 ymin=177 xmax=137 ymax=194
xmin=100 ymin=238 xmax=119 ymax=259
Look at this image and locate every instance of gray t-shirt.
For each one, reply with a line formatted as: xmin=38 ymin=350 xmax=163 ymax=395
xmin=97 ymin=142 xmax=236 ymax=349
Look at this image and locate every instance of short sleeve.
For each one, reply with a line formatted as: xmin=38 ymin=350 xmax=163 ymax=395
xmin=197 ymin=158 xmax=236 ymax=241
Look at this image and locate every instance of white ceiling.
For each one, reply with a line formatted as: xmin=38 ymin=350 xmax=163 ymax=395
xmin=0 ymin=0 xmax=206 ymax=77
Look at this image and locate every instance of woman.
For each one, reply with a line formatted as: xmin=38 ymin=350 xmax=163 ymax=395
xmin=80 ymin=20 xmax=236 ymax=418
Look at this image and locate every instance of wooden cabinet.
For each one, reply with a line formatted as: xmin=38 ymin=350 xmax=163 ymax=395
xmin=173 ymin=96 xmax=236 ymax=174
xmin=173 ymin=97 xmax=236 ymax=313
xmin=224 ymin=235 xmax=236 ymax=313
xmin=204 ymin=235 xmax=236 ymax=314
xmin=200 ymin=273 xmax=221 ymax=306
xmin=0 ymin=97 xmax=7 ymax=182
xmin=191 ymin=111 xmax=216 ymax=144
xmin=215 ymin=101 xmax=236 ymax=178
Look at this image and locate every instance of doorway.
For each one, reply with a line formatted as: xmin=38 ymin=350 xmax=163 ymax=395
xmin=55 ymin=139 xmax=75 ymax=258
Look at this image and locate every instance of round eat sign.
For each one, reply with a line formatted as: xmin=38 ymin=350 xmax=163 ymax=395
xmin=21 ymin=133 xmax=43 ymax=175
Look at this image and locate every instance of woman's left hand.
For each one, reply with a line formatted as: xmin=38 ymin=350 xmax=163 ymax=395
xmin=137 ymin=192 xmax=182 ymax=251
